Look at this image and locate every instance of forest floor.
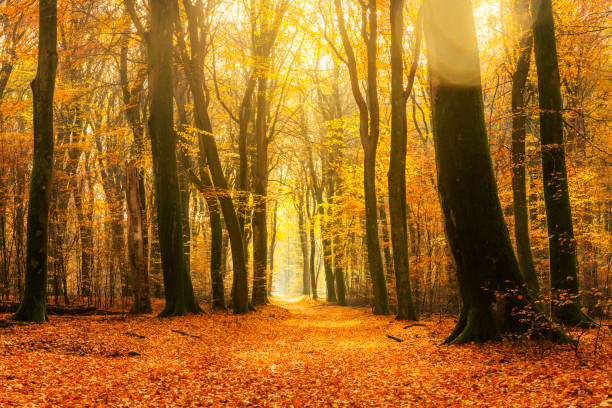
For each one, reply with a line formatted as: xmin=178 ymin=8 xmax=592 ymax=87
xmin=0 ymin=296 xmax=610 ymax=407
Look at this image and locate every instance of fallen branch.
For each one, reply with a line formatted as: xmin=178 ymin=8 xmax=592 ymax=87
xmin=386 ymin=335 xmax=404 ymax=342
xmin=171 ymin=329 xmax=200 ymax=338
xmin=403 ymin=324 xmax=427 ymax=329
xmin=124 ymin=331 xmax=146 ymax=339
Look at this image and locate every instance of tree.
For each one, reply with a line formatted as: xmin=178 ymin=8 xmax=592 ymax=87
xmin=175 ymin=0 xmax=250 ymax=314
xmin=120 ymin=35 xmax=151 ymax=314
xmin=11 ymin=0 xmax=58 ymax=322
xmin=333 ymin=0 xmax=389 ymax=315
xmin=531 ymin=0 xmax=591 ymax=325
xmin=388 ymin=0 xmax=420 ymax=320
xmin=510 ymin=0 xmax=539 ymax=294
xmin=148 ymin=0 xmax=200 ymax=317
xmin=251 ymin=0 xmax=290 ymax=305
xmin=423 ymin=0 xmax=556 ymax=343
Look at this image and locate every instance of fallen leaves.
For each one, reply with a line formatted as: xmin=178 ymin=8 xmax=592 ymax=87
xmin=0 ymin=297 xmax=610 ymax=407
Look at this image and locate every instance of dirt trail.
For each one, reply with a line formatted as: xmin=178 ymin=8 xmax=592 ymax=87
xmin=0 ymin=298 xmax=609 ymax=407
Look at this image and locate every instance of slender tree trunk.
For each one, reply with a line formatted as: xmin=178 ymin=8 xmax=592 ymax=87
xmin=308 ymin=209 xmax=318 ymax=299
xmin=252 ymin=62 xmax=269 ymax=305
xmin=268 ymin=200 xmax=278 ymax=294
xmin=388 ymin=0 xmax=419 ymax=321
xmin=148 ymin=0 xmax=199 ymax=317
xmin=176 ymin=0 xmax=249 ymax=314
xmin=297 ymin=198 xmax=310 ymax=296
xmin=531 ymin=0 xmax=590 ymax=326
xmin=320 ymin=205 xmax=336 ymax=302
xmin=12 ymin=0 xmax=58 ymax=322
xmin=334 ymin=0 xmax=389 ymax=315
xmin=510 ymin=0 xmax=539 ymax=294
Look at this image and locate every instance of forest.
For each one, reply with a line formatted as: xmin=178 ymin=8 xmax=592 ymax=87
xmin=0 ymin=0 xmax=610 ymax=406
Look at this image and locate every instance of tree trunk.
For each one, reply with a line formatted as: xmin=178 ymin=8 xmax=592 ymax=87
xmin=510 ymin=0 xmax=539 ymax=295
xmin=268 ymin=200 xmax=278 ymax=294
xmin=148 ymin=0 xmax=199 ymax=317
xmin=308 ymin=208 xmax=318 ymax=300
xmin=297 ymin=197 xmax=310 ymax=296
xmin=320 ymin=205 xmax=336 ymax=302
xmin=531 ymin=0 xmax=590 ymax=326
xmin=12 ymin=0 xmax=58 ymax=322
xmin=176 ymin=0 xmax=249 ymax=314
xmin=387 ymin=0 xmax=419 ymax=321
xmin=252 ymin=62 xmax=269 ymax=305
xmin=423 ymin=0 xmax=561 ymax=344
xmin=126 ymin=163 xmax=152 ymax=313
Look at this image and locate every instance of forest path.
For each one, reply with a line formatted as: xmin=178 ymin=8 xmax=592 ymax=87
xmin=1 ymin=299 xmax=609 ymax=407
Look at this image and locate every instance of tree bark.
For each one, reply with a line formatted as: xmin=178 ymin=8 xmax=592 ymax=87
xmin=12 ymin=0 xmax=58 ymax=322
xmin=126 ymin=163 xmax=152 ymax=313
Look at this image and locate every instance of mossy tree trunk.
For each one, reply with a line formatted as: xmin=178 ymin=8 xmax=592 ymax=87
xmin=423 ymin=0 xmax=547 ymax=344
xmin=148 ymin=0 xmax=199 ymax=317
xmin=531 ymin=0 xmax=591 ymax=326
xmin=12 ymin=0 xmax=58 ymax=323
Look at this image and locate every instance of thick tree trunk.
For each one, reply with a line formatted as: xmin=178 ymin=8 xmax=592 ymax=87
xmin=531 ymin=0 xmax=590 ymax=326
xmin=148 ymin=0 xmax=199 ymax=317
xmin=511 ymin=0 xmax=539 ymax=295
xmin=388 ymin=0 xmax=419 ymax=320
xmin=12 ymin=0 xmax=58 ymax=322
xmin=423 ymin=0 xmax=560 ymax=344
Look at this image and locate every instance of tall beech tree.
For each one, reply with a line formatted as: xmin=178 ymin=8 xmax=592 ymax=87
xmin=333 ymin=0 xmax=389 ymax=315
xmin=148 ymin=0 xmax=200 ymax=317
xmin=12 ymin=0 xmax=58 ymax=322
xmin=423 ymin=0 xmax=554 ymax=343
xmin=388 ymin=0 xmax=420 ymax=320
xmin=510 ymin=0 xmax=539 ymax=294
xmin=175 ymin=0 xmax=250 ymax=314
xmin=251 ymin=0 xmax=289 ymax=305
xmin=531 ymin=0 xmax=591 ymax=325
